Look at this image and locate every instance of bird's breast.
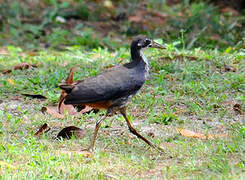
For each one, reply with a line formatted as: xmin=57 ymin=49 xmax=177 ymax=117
xmin=139 ymin=51 xmax=150 ymax=79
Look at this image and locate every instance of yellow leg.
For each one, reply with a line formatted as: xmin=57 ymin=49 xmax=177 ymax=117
xmin=85 ymin=114 xmax=108 ymax=151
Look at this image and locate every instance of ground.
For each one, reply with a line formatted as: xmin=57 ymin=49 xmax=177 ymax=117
xmin=0 ymin=44 xmax=244 ymax=179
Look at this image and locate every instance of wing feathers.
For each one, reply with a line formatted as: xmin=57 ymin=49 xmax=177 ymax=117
xmin=63 ymin=65 xmax=145 ymax=105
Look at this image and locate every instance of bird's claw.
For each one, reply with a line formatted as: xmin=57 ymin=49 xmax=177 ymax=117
xmin=152 ymin=145 xmax=165 ymax=153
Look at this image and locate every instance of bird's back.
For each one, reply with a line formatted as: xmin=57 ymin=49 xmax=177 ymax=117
xmin=63 ymin=62 xmax=146 ymax=105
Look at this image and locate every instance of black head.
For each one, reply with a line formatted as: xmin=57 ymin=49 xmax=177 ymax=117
xmin=131 ymin=35 xmax=165 ymax=51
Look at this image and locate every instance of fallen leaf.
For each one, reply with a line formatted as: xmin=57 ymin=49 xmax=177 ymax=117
xmin=34 ymin=123 xmax=50 ymax=135
xmin=102 ymin=64 xmax=116 ymax=71
xmin=22 ymin=93 xmax=47 ymax=99
xmin=66 ymin=66 xmax=76 ymax=85
xmin=80 ymin=106 xmax=93 ymax=113
xmin=233 ymin=104 xmax=243 ymax=114
xmin=57 ymin=126 xmax=86 ymax=140
xmin=2 ymin=62 xmax=42 ymax=74
xmin=58 ymin=66 xmax=76 ymax=113
xmin=7 ymin=79 xmax=15 ymax=85
xmin=41 ymin=67 xmax=98 ymax=119
xmin=59 ymin=103 xmax=77 ymax=115
xmin=31 ymin=62 xmax=42 ymax=68
xmin=177 ymin=128 xmax=227 ymax=140
xmin=41 ymin=106 xmax=64 ymax=119
xmin=58 ymin=66 xmax=97 ymax=116
xmin=42 ymin=105 xmax=94 ymax=119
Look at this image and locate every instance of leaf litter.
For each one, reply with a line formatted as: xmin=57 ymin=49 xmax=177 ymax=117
xmin=42 ymin=66 xmax=96 ymax=119
xmin=177 ymin=128 xmax=227 ymax=140
xmin=34 ymin=123 xmax=51 ymax=136
xmin=2 ymin=62 xmax=42 ymax=74
xmin=57 ymin=126 xmax=86 ymax=140
xmin=22 ymin=93 xmax=47 ymax=99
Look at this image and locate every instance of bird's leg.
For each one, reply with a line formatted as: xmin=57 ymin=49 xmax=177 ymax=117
xmin=120 ymin=107 xmax=164 ymax=152
xmin=83 ymin=114 xmax=108 ymax=151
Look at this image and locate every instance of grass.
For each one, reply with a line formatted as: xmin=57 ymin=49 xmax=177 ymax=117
xmin=1 ymin=1 xmax=244 ymax=50
xmin=0 ymin=43 xmax=244 ymax=179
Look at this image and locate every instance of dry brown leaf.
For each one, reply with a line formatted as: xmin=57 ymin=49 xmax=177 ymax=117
xmin=42 ymin=105 xmax=92 ymax=119
xmin=66 ymin=66 xmax=76 ymax=84
xmin=233 ymin=104 xmax=243 ymax=114
xmin=32 ymin=62 xmax=42 ymax=68
xmin=80 ymin=106 xmax=93 ymax=113
xmin=58 ymin=66 xmax=76 ymax=113
xmin=22 ymin=93 xmax=47 ymax=99
xmin=58 ymin=66 xmax=96 ymax=116
xmin=177 ymin=128 xmax=227 ymax=140
xmin=57 ymin=126 xmax=86 ymax=140
xmin=34 ymin=123 xmax=50 ymax=135
xmin=41 ymin=67 xmax=98 ymax=119
xmin=2 ymin=62 xmax=42 ymax=74
xmin=41 ymin=106 xmax=64 ymax=119
xmin=102 ymin=64 xmax=115 ymax=71
xmin=58 ymin=102 xmax=77 ymax=115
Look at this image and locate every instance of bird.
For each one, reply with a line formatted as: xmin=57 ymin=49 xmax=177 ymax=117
xmin=59 ymin=35 xmax=165 ymax=151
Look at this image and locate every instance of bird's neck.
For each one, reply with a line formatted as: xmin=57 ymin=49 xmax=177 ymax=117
xmin=130 ymin=48 xmax=149 ymax=78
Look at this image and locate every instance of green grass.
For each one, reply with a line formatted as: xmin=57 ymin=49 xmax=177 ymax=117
xmin=0 ymin=44 xmax=244 ymax=179
xmin=1 ymin=1 xmax=244 ymax=50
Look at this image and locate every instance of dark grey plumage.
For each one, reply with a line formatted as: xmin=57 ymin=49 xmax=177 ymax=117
xmin=59 ymin=35 xmax=165 ymax=151
xmin=63 ymin=60 xmax=146 ymax=105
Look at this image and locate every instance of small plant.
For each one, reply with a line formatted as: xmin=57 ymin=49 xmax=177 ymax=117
xmin=152 ymin=112 xmax=178 ymax=125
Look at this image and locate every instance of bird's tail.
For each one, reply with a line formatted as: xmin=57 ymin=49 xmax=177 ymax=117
xmin=58 ymin=67 xmax=76 ymax=112
xmin=59 ymin=84 xmax=74 ymax=93
xmin=58 ymin=84 xmax=75 ymax=113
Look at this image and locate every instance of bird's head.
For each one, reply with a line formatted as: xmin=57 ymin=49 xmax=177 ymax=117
xmin=131 ymin=35 xmax=165 ymax=51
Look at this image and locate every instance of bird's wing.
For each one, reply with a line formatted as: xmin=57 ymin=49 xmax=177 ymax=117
xmin=64 ymin=66 xmax=144 ymax=104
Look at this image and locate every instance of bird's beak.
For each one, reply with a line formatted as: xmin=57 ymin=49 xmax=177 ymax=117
xmin=151 ymin=41 xmax=166 ymax=49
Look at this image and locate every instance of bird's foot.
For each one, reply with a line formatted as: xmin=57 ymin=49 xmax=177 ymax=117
xmin=152 ymin=144 xmax=165 ymax=154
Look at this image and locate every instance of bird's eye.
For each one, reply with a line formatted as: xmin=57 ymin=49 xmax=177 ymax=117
xmin=145 ymin=39 xmax=151 ymax=45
